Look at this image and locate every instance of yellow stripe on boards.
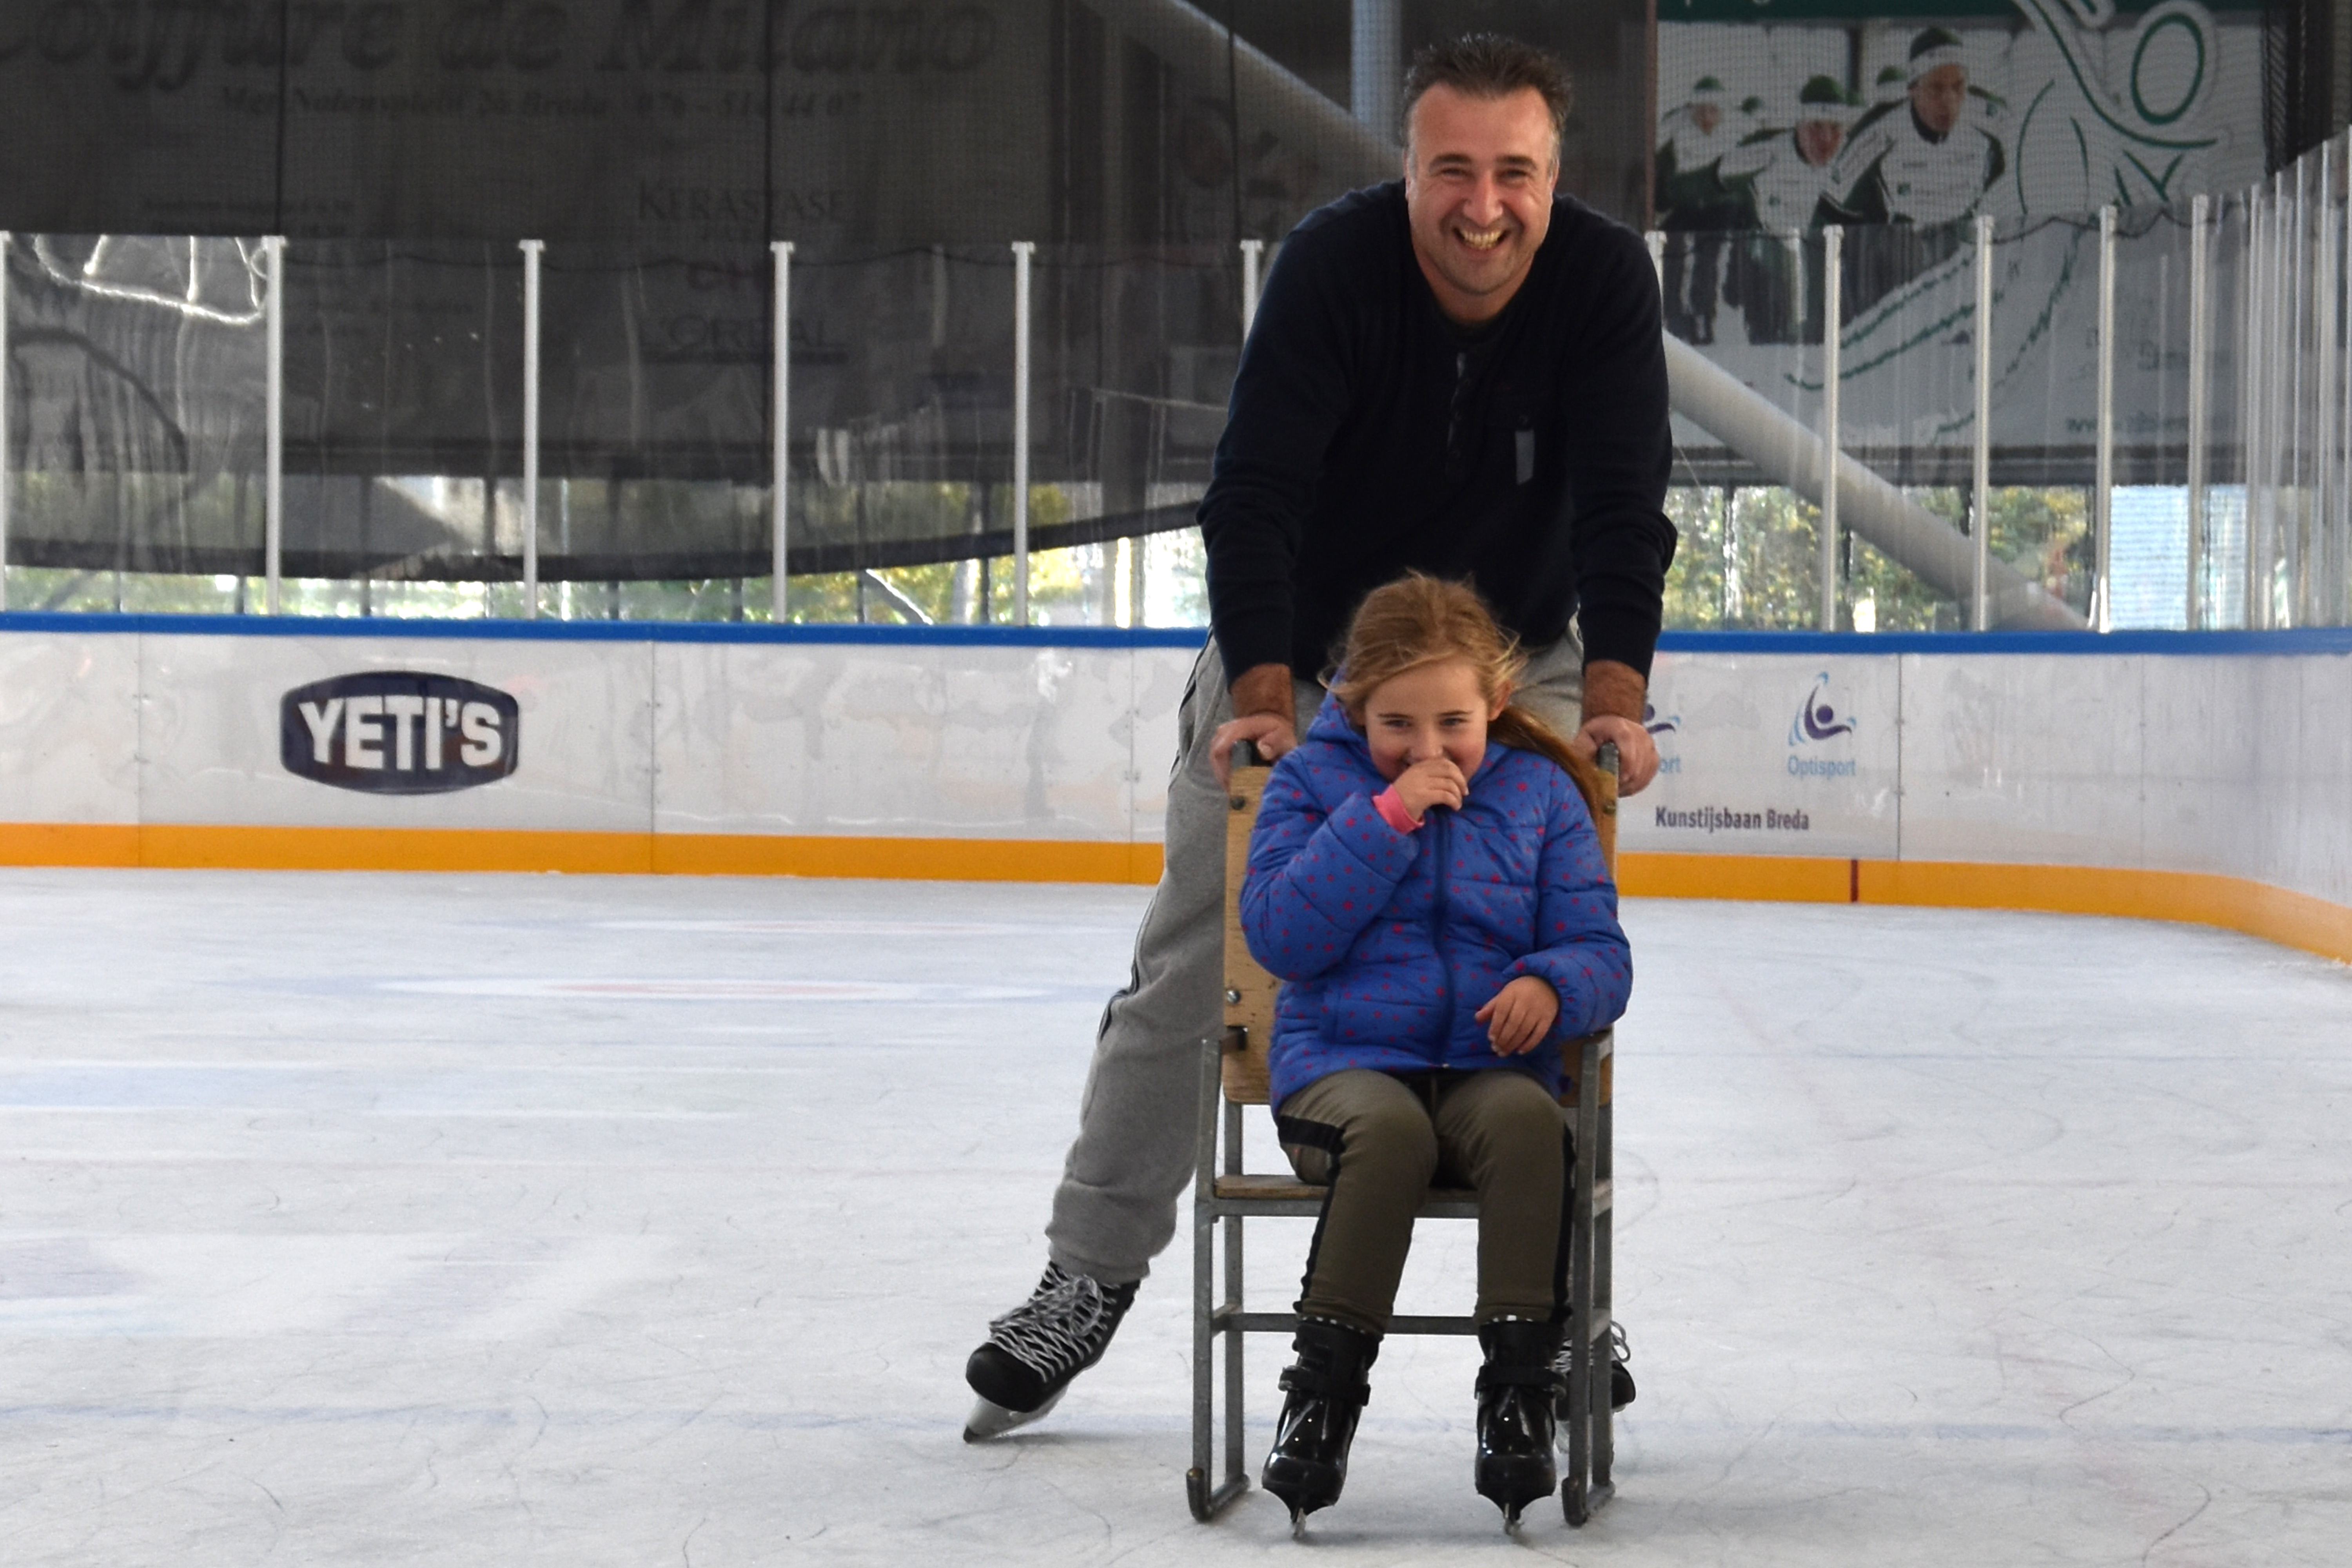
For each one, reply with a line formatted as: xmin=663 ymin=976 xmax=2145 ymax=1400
xmin=1616 ymin=852 xmax=1855 ymax=904
xmin=1 ymin=824 xmax=2345 ymax=962
xmin=0 ymin=823 xmax=1164 ymax=885
xmin=652 ymin=835 xmax=1163 ymax=884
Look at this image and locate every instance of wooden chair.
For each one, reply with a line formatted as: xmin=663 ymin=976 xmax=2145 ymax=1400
xmin=1186 ymin=742 xmax=1619 ymax=1527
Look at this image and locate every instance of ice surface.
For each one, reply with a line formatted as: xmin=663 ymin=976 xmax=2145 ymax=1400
xmin=0 ymin=869 xmax=2346 ymax=1564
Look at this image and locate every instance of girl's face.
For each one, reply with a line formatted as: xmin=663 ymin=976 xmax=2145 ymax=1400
xmin=1360 ymin=657 xmax=1507 ymax=782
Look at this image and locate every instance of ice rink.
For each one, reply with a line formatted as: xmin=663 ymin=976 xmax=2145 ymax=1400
xmin=0 ymin=867 xmax=2345 ymax=1565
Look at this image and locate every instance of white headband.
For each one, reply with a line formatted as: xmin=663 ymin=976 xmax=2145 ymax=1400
xmin=1908 ymin=44 xmax=1966 ymax=83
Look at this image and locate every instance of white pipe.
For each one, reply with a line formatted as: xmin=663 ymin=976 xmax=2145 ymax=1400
xmin=2341 ymin=131 xmax=2352 ymax=624
xmin=1240 ymin=238 xmax=1264 ymax=335
xmin=1085 ymin=0 xmax=1398 ymax=163
xmin=1820 ymin=225 xmax=1841 ymax=632
xmin=519 ymin=239 xmax=543 ymax=619
xmin=1011 ymin=241 xmax=1034 ymax=625
xmin=265 ymin=234 xmax=284 ymax=616
xmin=1972 ymin=213 xmax=1994 ymax=632
xmin=1662 ymin=335 xmax=2083 ymax=629
xmin=771 ymin=240 xmax=793 ymax=622
xmin=2095 ymin=205 xmax=2116 ymax=632
xmin=2291 ymin=158 xmax=2309 ymax=622
xmin=2242 ymin=185 xmax=2263 ymax=628
xmin=0 ymin=230 xmax=9 ymax=612
xmin=2187 ymin=192 xmax=2211 ymax=629
xmin=2317 ymin=145 xmax=2336 ymax=627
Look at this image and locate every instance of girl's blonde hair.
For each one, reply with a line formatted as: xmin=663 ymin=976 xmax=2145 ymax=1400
xmin=1329 ymin=572 xmax=1603 ymax=801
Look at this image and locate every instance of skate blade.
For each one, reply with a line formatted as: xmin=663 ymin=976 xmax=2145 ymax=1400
xmin=961 ymin=1385 xmax=1067 ymax=1442
xmin=1290 ymin=1507 xmax=1311 ymax=1541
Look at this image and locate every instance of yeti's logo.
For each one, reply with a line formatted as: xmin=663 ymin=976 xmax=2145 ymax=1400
xmin=281 ymin=673 xmax=519 ymax=795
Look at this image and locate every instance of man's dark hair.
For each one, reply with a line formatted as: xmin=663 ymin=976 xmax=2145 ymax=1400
xmin=1399 ymin=34 xmax=1574 ymax=154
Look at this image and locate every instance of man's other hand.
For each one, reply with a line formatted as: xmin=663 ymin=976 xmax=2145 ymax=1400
xmin=1211 ymin=663 xmax=1300 ymax=787
xmin=1574 ymin=659 xmax=1660 ymax=794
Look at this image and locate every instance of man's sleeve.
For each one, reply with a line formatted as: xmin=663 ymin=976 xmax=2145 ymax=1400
xmin=1558 ymin=227 xmax=1678 ymax=678
xmin=1196 ymin=229 xmax=1357 ymax=683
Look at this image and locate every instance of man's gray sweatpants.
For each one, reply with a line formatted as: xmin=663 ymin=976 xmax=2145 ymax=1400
xmin=1044 ymin=632 xmax=1587 ymax=1284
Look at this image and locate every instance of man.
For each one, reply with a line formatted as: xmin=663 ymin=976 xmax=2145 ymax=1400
xmin=1822 ymin=29 xmax=2005 ymax=230
xmin=1721 ymin=75 xmax=1858 ymax=343
xmin=963 ymin=34 xmax=1676 ymax=1441
xmin=1654 ymin=75 xmax=1747 ymax=343
xmin=1820 ymin=29 xmax=2007 ymax=316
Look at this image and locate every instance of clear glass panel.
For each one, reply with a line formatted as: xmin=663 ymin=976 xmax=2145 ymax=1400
xmin=281 ymin=240 xmax=522 ymax=606
xmin=5 ymin=235 xmax=270 ymax=599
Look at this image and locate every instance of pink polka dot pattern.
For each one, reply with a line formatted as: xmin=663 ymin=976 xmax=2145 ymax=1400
xmin=1238 ymin=692 xmax=1632 ymax=1109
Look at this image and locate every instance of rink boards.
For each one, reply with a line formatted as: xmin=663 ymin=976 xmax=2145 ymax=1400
xmin=2 ymin=617 xmax=2347 ymax=958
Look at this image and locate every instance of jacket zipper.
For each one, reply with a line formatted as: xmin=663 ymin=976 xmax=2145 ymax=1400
xmin=1429 ymin=807 xmax=1456 ymax=1048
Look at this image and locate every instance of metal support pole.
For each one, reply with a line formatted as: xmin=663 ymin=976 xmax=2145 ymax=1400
xmin=1011 ymin=241 xmax=1034 ymax=625
xmin=2243 ymin=185 xmax=2265 ymax=628
xmin=2094 ymin=205 xmax=2116 ymax=632
xmin=1971 ymin=213 xmax=1994 ymax=631
xmin=1349 ymin=0 xmax=1401 ymax=132
xmin=1821 ymin=225 xmax=1842 ymax=632
xmin=0 ymin=230 xmax=10 ymax=612
xmin=771 ymin=240 xmax=793 ymax=621
xmin=2291 ymin=157 xmax=2310 ymax=622
xmin=2316 ymin=144 xmax=2338 ymax=626
xmin=1239 ymin=239 xmax=1265 ymax=336
xmin=265 ymin=235 xmax=285 ymax=615
xmin=519 ymin=240 xmax=543 ymax=619
xmin=2187 ymin=193 xmax=2212 ymax=629
xmin=2333 ymin=129 xmax=2352 ymax=621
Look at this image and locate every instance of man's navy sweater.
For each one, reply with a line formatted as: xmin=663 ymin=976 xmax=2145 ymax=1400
xmin=1198 ymin=182 xmax=1677 ymax=684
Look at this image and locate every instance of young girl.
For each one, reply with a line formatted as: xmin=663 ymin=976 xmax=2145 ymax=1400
xmin=1238 ymin=572 xmax=1632 ymax=1529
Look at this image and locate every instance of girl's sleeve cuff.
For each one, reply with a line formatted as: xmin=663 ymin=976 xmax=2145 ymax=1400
xmin=1373 ymin=786 xmax=1423 ymax=833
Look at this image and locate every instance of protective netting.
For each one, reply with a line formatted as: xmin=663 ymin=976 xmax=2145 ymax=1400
xmin=0 ymin=0 xmax=1649 ymax=597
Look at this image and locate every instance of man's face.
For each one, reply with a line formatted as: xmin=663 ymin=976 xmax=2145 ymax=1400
xmin=1795 ymin=118 xmax=1844 ymax=167
xmin=1691 ymin=102 xmax=1722 ymax=136
xmin=1403 ymin=84 xmax=1559 ymax=325
xmin=1911 ymin=64 xmax=1967 ymax=137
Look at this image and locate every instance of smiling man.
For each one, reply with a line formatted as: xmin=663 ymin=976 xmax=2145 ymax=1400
xmin=962 ymin=34 xmax=1675 ymax=1443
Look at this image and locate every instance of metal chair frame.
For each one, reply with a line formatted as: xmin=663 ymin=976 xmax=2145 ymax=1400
xmin=1186 ymin=744 xmax=1618 ymax=1526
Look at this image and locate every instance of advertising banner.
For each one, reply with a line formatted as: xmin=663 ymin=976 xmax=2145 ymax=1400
xmin=1655 ymin=0 xmax=2265 ymax=481
xmin=1623 ymin=651 xmax=1902 ymax=859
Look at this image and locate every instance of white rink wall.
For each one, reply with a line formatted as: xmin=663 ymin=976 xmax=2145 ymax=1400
xmin=1631 ymin=634 xmax=2352 ymax=912
xmin=0 ymin=622 xmax=1196 ymax=848
xmin=0 ymin=618 xmax=2347 ymax=915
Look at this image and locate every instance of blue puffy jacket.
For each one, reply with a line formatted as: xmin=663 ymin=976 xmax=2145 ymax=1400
xmin=1240 ymin=692 xmax=1632 ymax=1109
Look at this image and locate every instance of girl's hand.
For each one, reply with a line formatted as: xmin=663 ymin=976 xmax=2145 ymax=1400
xmin=1475 ymin=975 xmax=1559 ymax=1056
xmin=1390 ymin=757 xmax=1468 ymax=820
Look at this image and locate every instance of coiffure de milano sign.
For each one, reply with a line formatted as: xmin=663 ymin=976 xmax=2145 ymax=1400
xmin=281 ymin=672 xmax=519 ymax=795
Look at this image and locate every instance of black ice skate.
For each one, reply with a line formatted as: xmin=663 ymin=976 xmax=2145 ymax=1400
xmin=962 ymin=1263 xmax=1137 ymax=1441
xmin=1260 ymin=1318 xmax=1377 ymax=1536
xmin=1475 ymin=1318 xmax=1564 ymax=1529
xmin=1550 ymin=1319 xmax=1637 ymax=1427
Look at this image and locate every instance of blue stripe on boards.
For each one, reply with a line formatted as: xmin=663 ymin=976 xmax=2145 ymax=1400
xmin=0 ymin=611 xmax=1209 ymax=650
xmin=5 ymin=612 xmax=2351 ymax=657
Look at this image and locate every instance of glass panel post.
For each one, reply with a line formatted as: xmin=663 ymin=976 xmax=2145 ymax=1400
xmin=771 ymin=240 xmax=793 ymax=622
xmin=265 ymin=234 xmax=285 ymax=615
xmin=1972 ymin=214 xmax=1994 ymax=632
xmin=1820 ymin=224 xmax=1841 ymax=633
xmin=519 ymin=239 xmax=543 ymax=619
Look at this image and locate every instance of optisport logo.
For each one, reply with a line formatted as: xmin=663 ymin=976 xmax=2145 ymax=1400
xmin=280 ymin=673 xmax=519 ymax=795
xmin=1787 ymin=672 xmax=1858 ymax=778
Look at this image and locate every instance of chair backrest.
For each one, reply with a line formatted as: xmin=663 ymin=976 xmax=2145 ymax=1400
xmin=1220 ymin=740 xmax=1619 ymax=1108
